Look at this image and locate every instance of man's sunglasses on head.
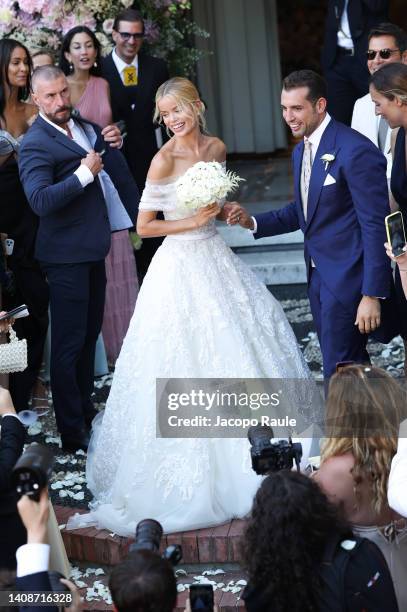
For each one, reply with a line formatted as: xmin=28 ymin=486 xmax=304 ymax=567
xmin=116 ymin=31 xmax=144 ymax=41
xmin=366 ymin=48 xmax=400 ymax=60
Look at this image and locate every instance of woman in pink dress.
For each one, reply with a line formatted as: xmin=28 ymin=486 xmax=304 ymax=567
xmin=60 ymin=26 xmax=139 ymax=363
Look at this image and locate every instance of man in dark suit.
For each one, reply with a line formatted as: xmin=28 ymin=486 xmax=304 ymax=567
xmin=19 ymin=66 xmax=139 ymax=452
xmin=322 ymin=0 xmax=389 ymax=125
xmin=228 ymin=70 xmax=392 ymax=380
xmin=0 ymin=388 xmax=26 ymax=569
xmin=101 ymin=7 xmax=169 ymax=281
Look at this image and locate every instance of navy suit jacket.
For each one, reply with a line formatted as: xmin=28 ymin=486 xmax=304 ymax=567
xmin=18 ymin=115 xmax=139 ymax=264
xmin=0 ymin=415 xmax=26 ymax=515
xmin=16 ymin=572 xmax=58 ymax=612
xmin=255 ymin=119 xmax=393 ymax=331
xmin=322 ymin=0 xmax=389 ymax=69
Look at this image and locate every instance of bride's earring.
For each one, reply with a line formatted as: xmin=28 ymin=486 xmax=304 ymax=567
xmin=69 ymin=63 xmax=74 ymax=73
xmin=94 ymin=60 xmax=97 ymax=67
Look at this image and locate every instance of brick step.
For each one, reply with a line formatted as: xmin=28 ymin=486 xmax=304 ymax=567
xmin=71 ymin=562 xmax=246 ymax=611
xmin=55 ymin=505 xmax=247 ymax=566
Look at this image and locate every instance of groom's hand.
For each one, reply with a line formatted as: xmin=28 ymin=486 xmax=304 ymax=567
xmin=355 ymin=296 xmax=381 ymax=334
xmin=226 ymin=203 xmax=254 ymax=230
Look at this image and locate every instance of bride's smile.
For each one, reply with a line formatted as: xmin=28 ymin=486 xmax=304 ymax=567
xmin=158 ymin=95 xmax=200 ymax=137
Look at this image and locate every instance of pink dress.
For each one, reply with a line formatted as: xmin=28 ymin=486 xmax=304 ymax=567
xmin=76 ymin=76 xmax=139 ymax=363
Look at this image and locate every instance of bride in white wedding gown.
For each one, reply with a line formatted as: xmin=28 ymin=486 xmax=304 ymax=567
xmin=71 ymin=78 xmax=315 ymax=537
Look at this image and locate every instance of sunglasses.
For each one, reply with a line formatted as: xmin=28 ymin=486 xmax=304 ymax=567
xmin=116 ymin=31 xmax=144 ymax=41
xmin=366 ymin=48 xmax=400 ymax=60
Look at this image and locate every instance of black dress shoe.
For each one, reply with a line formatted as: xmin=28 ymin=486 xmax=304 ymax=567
xmin=61 ymin=432 xmax=90 ymax=453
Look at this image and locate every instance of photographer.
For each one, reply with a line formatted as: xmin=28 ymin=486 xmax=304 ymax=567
xmin=109 ymin=550 xmax=177 ymax=612
xmin=388 ymin=418 xmax=407 ymax=517
xmin=241 ymin=471 xmax=398 ymax=612
xmin=0 ymin=386 xmax=26 ymax=569
xmin=16 ymin=488 xmax=81 ymax=612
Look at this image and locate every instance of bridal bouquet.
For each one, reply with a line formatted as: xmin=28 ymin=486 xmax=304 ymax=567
xmin=175 ymin=161 xmax=243 ymax=210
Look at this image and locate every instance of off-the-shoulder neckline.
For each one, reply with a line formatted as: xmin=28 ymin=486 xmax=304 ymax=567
xmin=145 ymin=160 xmax=226 ymax=186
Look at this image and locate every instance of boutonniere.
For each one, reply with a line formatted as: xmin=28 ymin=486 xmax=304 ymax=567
xmin=321 ymin=153 xmax=335 ymax=171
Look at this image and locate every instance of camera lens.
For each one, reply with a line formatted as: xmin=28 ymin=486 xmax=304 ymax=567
xmin=130 ymin=519 xmax=163 ymax=553
xmin=12 ymin=444 xmax=54 ymax=501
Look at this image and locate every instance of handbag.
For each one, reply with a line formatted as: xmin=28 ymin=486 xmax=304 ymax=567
xmin=0 ymin=325 xmax=27 ymax=373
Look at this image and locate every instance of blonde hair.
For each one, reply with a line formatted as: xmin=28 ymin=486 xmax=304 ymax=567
xmin=322 ymin=365 xmax=407 ymax=514
xmin=154 ymin=77 xmax=207 ymax=135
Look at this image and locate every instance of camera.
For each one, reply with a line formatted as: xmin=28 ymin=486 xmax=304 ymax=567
xmin=129 ymin=519 xmax=182 ymax=566
xmin=12 ymin=443 xmax=54 ymax=501
xmin=248 ymin=425 xmax=302 ymax=475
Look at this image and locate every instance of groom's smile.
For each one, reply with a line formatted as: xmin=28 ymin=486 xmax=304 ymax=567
xmin=281 ymin=85 xmax=326 ymax=139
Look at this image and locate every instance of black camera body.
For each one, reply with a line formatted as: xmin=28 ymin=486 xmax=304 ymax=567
xmin=12 ymin=443 xmax=54 ymax=501
xmin=129 ymin=519 xmax=182 ymax=566
xmin=248 ymin=425 xmax=302 ymax=475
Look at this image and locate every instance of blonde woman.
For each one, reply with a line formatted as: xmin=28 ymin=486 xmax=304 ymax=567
xmin=314 ymin=364 xmax=407 ymax=609
xmin=73 ymin=77 xmax=313 ymax=537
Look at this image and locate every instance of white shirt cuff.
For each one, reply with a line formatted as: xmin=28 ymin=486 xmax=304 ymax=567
xmin=249 ymin=216 xmax=257 ymax=234
xmin=16 ymin=543 xmax=50 ymax=577
xmin=74 ymin=164 xmax=94 ymax=187
xmin=2 ymin=413 xmax=21 ymax=420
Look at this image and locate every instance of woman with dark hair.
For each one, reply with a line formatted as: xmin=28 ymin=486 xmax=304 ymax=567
xmin=242 ymin=470 xmax=398 ymax=612
xmin=59 ymin=26 xmax=138 ymax=364
xmin=0 ymin=38 xmax=49 ymax=411
xmin=370 ymin=64 xmax=407 ymax=309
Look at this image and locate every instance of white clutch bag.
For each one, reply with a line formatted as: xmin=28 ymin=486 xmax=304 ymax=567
xmin=0 ymin=326 xmax=27 ymax=373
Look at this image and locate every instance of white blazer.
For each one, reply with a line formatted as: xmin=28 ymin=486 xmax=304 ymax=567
xmin=351 ymin=93 xmax=392 ymax=179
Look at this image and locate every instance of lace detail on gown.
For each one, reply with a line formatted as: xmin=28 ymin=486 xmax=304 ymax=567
xmin=67 ymin=167 xmax=317 ymax=536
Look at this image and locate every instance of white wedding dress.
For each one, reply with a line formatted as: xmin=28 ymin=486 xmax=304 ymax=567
xmin=71 ymin=170 xmax=315 ymax=536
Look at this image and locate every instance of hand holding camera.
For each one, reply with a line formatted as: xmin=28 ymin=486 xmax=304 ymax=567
xmin=17 ymin=487 xmax=49 ymax=544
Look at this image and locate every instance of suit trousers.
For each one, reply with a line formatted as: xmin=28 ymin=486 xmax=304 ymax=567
xmin=308 ymin=268 xmax=369 ymax=379
xmin=324 ymin=52 xmax=369 ymax=126
xmin=4 ymin=262 xmax=49 ymax=411
xmin=41 ymin=260 xmax=106 ymax=437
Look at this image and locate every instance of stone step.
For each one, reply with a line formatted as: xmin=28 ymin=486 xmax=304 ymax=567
xmin=216 ymin=210 xmax=306 ymax=285
xmin=236 ymin=249 xmax=307 ymax=285
xmin=217 ymin=221 xmax=304 ymax=248
xmin=56 ymin=505 xmax=247 ymax=567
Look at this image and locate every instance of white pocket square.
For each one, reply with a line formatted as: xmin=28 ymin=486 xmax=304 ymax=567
xmin=323 ymin=173 xmax=336 ymax=186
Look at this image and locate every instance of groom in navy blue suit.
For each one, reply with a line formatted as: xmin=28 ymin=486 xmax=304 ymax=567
xmin=229 ymin=70 xmax=392 ymax=379
xmin=19 ymin=66 xmax=139 ymax=451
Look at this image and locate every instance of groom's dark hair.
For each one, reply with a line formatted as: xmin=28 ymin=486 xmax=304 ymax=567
xmin=283 ymin=70 xmax=327 ymax=105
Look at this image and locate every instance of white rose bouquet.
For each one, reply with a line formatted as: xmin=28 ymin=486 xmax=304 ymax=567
xmin=175 ymin=161 xmax=243 ymax=210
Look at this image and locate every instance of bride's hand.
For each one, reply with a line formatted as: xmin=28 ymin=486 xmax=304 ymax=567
xmin=193 ymin=203 xmax=221 ymax=228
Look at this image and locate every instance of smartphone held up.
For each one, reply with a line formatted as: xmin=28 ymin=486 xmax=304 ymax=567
xmin=385 ymin=211 xmax=407 ymax=258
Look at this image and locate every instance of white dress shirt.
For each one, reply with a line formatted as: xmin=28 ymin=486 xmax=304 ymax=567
xmin=112 ymin=48 xmax=139 ymax=110
xmin=39 ymin=113 xmax=94 ymax=187
xmin=16 ymin=543 xmax=50 ymax=577
xmin=337 ymin=0 xmax=354 ymax=49
xmin=388 ymin=419 xmax=407 ymax=517
xmin=250 ymin=114 xmax=332 ymax=234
